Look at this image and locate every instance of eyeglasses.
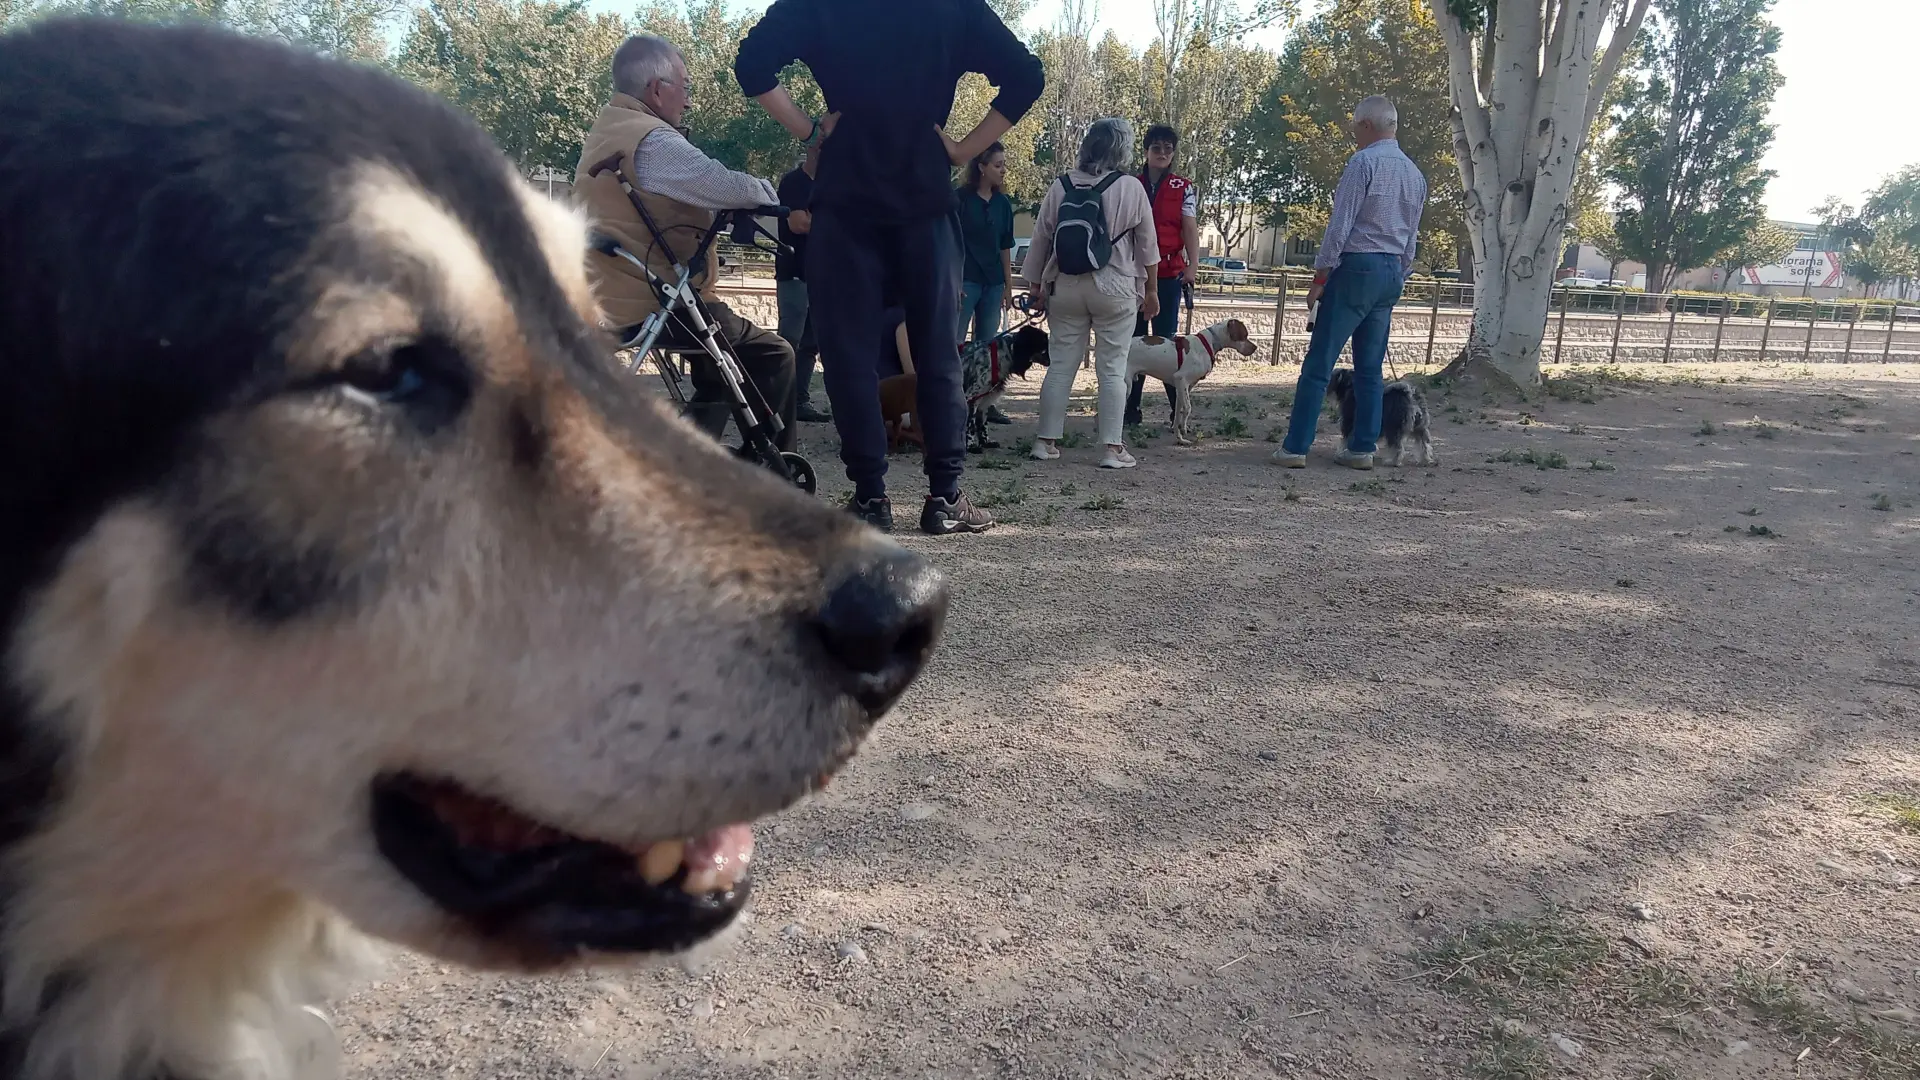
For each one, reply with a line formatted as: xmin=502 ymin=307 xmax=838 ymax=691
xmin=1147 ymin=143 xmax=1176 ymax=154
xmin=652 ymin=77 xmax=691 ymax=97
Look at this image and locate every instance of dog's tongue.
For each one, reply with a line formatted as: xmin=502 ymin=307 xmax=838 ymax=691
xmin=683 ymin=824 xmax=754 ymax=894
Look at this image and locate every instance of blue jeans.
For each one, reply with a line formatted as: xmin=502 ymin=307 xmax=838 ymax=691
xmin=1282 ymin=252 xmax=1404 ymax=456
xmin=959 ymin=281 xmax=1004 ymax=343
xmin=775 ymin=277 xmax=817 ymax=403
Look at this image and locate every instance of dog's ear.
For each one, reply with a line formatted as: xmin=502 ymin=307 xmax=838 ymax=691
xmin=1227 ymin=318 xmax=1249 ymax=342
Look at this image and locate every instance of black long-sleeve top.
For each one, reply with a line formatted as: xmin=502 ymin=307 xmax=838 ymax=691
xmin=735 ymin=0 xmax=1045 ymax=223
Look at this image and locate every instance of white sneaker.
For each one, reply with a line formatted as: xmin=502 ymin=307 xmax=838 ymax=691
xmin=1334 ymin=448 xmax=1375 ymax=471
xmin=1271 ymin=451 xmax=1307 ymax=468
xmin=1031 ymin=439 xmax=1060 ymax=461
xmin=1100 ymin=447 xmax=1137 ymax=469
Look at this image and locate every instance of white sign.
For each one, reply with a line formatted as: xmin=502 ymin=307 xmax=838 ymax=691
xmin=1739 ymin=250 xmax=1843 ymax=288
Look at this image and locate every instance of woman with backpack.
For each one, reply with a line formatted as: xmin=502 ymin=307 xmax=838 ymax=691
xmin=1023 ymin=117 xmax=1160 ymax=469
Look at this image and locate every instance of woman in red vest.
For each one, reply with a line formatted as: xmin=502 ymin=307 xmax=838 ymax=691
xmin=1124 ymin=123 xmax=1201 ymax=427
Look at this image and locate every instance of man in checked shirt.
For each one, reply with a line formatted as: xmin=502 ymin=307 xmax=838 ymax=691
xmin=1272 ymin=95 xmax=1427 ymax=472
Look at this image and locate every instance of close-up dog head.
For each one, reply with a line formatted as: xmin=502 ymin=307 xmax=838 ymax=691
xmin=1215 ymin=318 xmax=1258 ymax=357
xmin=0 ymin=17 xmax=944 ymax=1079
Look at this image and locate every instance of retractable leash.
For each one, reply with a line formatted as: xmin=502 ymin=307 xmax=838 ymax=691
xmin=1183 ymin=279 xmax=1195 ymax=335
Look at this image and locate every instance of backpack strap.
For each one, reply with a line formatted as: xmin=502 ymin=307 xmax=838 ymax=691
xmin=1090 ymin=171 xmax=1124 ymax=196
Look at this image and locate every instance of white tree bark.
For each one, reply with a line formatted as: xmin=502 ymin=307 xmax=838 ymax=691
xmin=1429 ymin=0 xmax=1649 ymax=384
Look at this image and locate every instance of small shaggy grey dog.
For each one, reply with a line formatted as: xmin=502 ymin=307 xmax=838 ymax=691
xmin=1328 ymin=367 xmax=1438 ymax=467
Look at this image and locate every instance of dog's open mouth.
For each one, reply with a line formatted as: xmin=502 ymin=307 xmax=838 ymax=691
xmin=371 ymin=773 xmax=756 ymax=957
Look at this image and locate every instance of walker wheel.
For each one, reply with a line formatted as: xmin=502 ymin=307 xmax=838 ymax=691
xmin=779 ymin=452 xmax=817 ymax=495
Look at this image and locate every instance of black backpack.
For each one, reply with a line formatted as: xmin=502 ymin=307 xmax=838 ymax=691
xmin=1053 ymin=172 xmax=1130 ymax=276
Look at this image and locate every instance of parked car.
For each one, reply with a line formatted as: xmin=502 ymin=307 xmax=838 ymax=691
xmin=1199 ymin=256 xmax=1249 ymax=286
xmin=1556 ymin=275 xmax=1607 ymax=288
xmin=1011 ymin=237 xmax=1032 ymax=274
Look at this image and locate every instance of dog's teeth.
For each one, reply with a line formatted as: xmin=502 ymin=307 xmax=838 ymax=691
xmin=638 ymin=840 xmax=684 ymax=885
xmin=682 ymin=865 xmax=726 ymax=894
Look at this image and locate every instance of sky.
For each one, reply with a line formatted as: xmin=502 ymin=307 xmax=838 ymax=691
xmin=713 ymin=0 xmax=1912 ymax=222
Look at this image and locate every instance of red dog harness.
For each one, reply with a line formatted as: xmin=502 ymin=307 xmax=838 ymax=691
xmin=965 ymin=338 xmax=1004 ymax=407
xmin=1172 ymin=330 xmax=1218 ymax=373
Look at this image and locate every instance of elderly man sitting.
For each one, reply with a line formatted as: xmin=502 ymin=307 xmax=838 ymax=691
xmin=574 ymin=34 xmax=797 ymax=450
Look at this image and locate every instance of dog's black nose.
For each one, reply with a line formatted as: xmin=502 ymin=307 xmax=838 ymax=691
xmin=813 ymin=548 xmax=948 ymax=716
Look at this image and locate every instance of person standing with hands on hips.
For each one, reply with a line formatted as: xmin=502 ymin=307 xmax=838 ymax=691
xmin=1272 ymin=95 xmax=1426 ymax=472
xmin=1122 ymin=124 xmax=1200 ymax=428
xmin=735 ymin=0 xmax=1044 ymax=536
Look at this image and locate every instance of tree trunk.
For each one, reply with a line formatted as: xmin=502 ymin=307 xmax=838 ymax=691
xmin=1430 ymin=0 xmax=1651 ymax=387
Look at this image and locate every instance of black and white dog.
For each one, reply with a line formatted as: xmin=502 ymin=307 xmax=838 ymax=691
xmin=962 ymin=323 xmax=1051 ymax=451
xmin=0 ymin=16 xmax=946 ymax=1080
xmin=1328 ymin=367 xmax=1438 ymax=466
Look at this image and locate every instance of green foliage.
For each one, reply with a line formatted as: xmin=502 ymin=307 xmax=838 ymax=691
xmin=632 ymin=0 xmax=823 ymax=178
xmin=1864 ymin=164 xmax=1920 ymax=250
xmin=1720 ymin=219 xmax=1797 ymax=277
xmin=394 ymin=0 xmax=627 ymax=175
xmin=1238 ymin=0 xmax=1461 ymax=265
xmin=1825 ymin=167 xmax=1920 ymax=295
xmin=1605 ymin=0 xmax=1784 ymax=292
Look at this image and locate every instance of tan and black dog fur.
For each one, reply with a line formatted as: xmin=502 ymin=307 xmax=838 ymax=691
xmin=0 ymin=17 xmax=947 ymax=1080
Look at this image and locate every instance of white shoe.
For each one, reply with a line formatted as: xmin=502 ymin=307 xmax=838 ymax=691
xmin=1100 ymin=447 xmax=1137 ymax=469
xmin=1271 ymin=451 xmax=1307 ymax=468
xmin=1031 ymin=439 xmax=1060 ymax=461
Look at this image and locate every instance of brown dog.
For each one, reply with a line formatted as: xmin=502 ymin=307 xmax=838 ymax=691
xmin=879 ymin=373 xmax=926 ymax=452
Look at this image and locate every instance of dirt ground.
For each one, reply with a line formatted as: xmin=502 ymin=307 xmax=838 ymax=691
xmin=334 ymin=360 xmax=1920 ymax=1080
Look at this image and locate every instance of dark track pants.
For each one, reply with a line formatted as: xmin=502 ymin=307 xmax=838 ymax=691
xmin=808 ymin=206 xmax=964 ymax=502
xmin=657 ymin=301 xmax=796 ymax=453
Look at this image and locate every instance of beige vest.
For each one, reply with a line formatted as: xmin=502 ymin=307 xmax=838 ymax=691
xmin=574 ymin=94 xmax=715 ymax=329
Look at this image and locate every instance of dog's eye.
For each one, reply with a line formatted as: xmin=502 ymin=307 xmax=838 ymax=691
xmin=337 ymin=344 xmax=430 ymax=404
xmin=312 ymin=338 xmax=471 ymax=432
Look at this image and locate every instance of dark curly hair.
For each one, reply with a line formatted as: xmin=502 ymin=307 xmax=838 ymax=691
xmin=964 ymin=141 xmax=1007 ymax=194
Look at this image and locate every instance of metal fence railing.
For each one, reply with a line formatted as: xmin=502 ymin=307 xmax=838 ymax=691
xmin=708 ymin=260 xmax=1920 ymax=369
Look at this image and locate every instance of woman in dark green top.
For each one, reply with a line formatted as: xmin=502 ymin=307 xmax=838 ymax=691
xmin=956 ymin=142 xmax=1015 ymax=344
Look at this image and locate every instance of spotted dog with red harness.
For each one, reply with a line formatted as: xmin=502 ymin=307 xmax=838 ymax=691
xmin=1124 ymin=318 xmax=1257 ymax=445
xmin=878 ymin=324 xmax=1051 ymax=454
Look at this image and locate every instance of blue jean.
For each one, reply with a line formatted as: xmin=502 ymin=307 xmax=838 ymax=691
xmin=959 ymin=281 xmax=1004 ymax=343
xmin=775 ymin=277 xmax=817 ymax=403
xmin=1282 ymin=253 xmax=1404 ymax=456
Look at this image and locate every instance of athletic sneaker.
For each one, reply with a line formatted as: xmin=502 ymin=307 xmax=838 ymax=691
xmin=986 ymin=405 xmax=1013 ymax=425
xmin=1334 ymin=448 xmax=1375 ymax=471
xmin=796 ymin=400 xmax=832 ymax=423
xmin=1100 ymin=447 xmax=1137 ymax=469
xmin=1031 ymin=439 xmax=1060 ymax=461
xmin=846 ymin=494 xmax=894 ymax=532
xmin=921 ymin=491 xmax=995 ymax=535
xmin=1271 ymin=451 xmax=1307 ymax=468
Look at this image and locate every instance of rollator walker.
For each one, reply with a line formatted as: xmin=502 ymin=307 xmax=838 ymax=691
xmin=585 ymin=153 xmax=817 ymax=495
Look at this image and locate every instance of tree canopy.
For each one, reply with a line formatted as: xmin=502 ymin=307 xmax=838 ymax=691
xmin=1238 ymin=0 xmax=1461 ymax=270
xmin=1604 ymin=0 xmax=1783 ymax=293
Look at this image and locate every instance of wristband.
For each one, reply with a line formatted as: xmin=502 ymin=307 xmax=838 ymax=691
xmin=801 ymin=117 xmax=824 ymax=149
xmin=1312 ymin=270 xmax=1329 ymax=286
